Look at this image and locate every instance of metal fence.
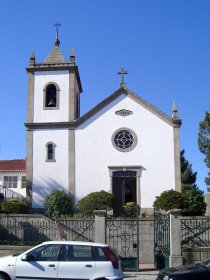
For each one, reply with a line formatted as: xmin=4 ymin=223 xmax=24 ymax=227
xmin=58 ymin=218 xmax=95 ymax=242
xmin=181 ymin=217 xmax=210 ymax=247
xmin=0 ymin=217 xmax=55 ymax=245
xmin=0 ymin=214 xmax=95 ymax=246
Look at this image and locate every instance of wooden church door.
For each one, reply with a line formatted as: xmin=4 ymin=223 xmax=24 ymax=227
xmin=112 ymin=171 xmax=137 ymax=215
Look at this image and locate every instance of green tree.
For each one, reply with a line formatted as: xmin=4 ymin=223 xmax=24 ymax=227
xmin=180 ymin=149 xmax=197 ymax=187
xmin=181 ymin=150 xmax=206 ymax=215
xmin=44 ymin=190 xmax=74 ymax=218
xmin=182 ymin=186 xmax=206 ymax=216
xmin=198 ymin=110 xmax=210 ymax=187
xmin=78 ymin=190 xmax=116 ymax=216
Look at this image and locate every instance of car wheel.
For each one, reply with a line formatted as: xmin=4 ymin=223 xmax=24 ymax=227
xmin=0 ymin=273 xmax=9 ymax=280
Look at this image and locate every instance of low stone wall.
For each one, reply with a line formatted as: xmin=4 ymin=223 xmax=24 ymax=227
xmin=182 ymin=247 xmax=210 ymax=264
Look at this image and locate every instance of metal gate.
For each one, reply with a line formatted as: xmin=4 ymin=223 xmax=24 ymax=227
xmin=154 ymin=209 xmax=170 ymax=269
xmin=106 ymin=216 xmax=139 ymax=271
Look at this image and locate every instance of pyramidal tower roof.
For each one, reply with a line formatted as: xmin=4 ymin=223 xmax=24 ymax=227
xmin=44 ymin=45 xmax=65 ymax=64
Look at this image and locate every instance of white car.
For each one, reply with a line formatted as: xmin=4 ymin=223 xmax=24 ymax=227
xmin=0 ymin=241 xmax=123 ymax=280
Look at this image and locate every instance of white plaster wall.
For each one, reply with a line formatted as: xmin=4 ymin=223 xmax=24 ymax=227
xmin=75 ymin=94 xmax=175 ymax=208
xmin=33 ymin=71 xmax=69 ymax=122
xmin=32 ymin=129 xmax=69 ymax=208
xmin=0 ymin=172 xmax=26 ymax=197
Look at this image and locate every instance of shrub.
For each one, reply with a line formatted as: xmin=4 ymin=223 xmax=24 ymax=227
xmin=154 ymin=187 xmax=206 ymax=216
xmin=1 ymin=199 xmax=29 ymax=214
xmin=44 ymin=190 xmax=74 ymax=218
xmin=153 ymin=189 xmax=184 ymax=211
xmin=78 ymin=190 xmax=116 ymax=216
xmin=123 ymin=202 xmax=140 ymax=217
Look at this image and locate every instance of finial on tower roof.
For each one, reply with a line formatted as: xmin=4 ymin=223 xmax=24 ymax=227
xmin=172 ymin=101 xmax=179 ymax=119
xmin=54 ymin=21 xmax=61 ymax=47
xmin=118 ymin=68 xmax=128 ymax=88
xmin=70 ymin=49 xmax=75 ymax=65
xmin=29 ymin=50 xmax=35 ymax=66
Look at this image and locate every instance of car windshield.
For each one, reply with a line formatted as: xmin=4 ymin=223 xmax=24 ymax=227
xmin=197 ymin=258 xmax=210 ymax=268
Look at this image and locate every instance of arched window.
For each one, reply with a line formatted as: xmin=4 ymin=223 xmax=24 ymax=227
xmin=44 ymin=83 xmax=59 ymax=109
xmin=46 ymin=142 xmax=56 ymax=161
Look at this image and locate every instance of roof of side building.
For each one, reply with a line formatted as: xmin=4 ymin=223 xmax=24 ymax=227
xmin=0 ymin=159 xmax=26 ymax=172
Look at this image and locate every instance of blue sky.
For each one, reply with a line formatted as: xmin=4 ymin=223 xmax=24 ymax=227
xmin=0 ymin=0 xmax=209 ymax=192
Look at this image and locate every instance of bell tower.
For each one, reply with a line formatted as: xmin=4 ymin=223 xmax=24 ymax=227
xmin=25 ymin=28 xmax=82 ymax=209
xmin=26 ymin=38 xmax=82 ymax=123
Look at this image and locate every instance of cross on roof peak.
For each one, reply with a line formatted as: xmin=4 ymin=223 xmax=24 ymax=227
xmin=118 ymin=68 xmax=128 ymax=88
xmin=54 ymin=21 xmax=61 ymax=47
xmin=54 ymin=21 xmax=61 ymax=31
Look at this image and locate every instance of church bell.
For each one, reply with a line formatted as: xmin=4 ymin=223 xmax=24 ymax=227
xmin=48 ymin=98 xmax=56 ymax=107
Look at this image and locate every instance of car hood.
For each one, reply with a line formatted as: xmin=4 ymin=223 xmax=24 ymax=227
xmin=0 ymin=255 xmax=17 ymax=264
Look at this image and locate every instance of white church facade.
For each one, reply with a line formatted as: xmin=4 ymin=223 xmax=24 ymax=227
xmin=25 ymin=37 xmax=182 ymax=213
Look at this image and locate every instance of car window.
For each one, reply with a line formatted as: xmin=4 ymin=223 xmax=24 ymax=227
xmin=94 ymin=246 xmax=108 ymax=261
xmin=63 ymin=245 xmax=93 ymax=261
xmin=27 ymin=244 xmax=61 ymax=261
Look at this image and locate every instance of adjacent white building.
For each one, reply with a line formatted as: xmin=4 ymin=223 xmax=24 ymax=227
xmin=25 ymin=38 xmax=182 ymax=213
xmin=0 ymin=159 xmax=26 ymax=199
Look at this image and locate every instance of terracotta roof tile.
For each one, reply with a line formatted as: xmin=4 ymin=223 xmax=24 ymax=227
xmin=0 ymin=159 xmax=26 ymax=172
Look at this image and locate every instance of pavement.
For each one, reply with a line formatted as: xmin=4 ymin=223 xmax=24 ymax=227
xmin=124 ymin=270 xmax=159 ymax=280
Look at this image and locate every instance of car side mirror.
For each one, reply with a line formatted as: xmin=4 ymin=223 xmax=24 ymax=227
xmin=22 ymin=254 xmax=36 ymax=261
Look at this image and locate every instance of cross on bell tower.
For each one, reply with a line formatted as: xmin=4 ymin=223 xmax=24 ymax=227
xmin=118 ymin=68 xmax=128 ymax=88
xmin=54 ymin=21 xmax=61 ymax=47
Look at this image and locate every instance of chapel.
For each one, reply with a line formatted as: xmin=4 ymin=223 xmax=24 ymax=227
xmin=25 ymin=35 xmax=182 ymax=213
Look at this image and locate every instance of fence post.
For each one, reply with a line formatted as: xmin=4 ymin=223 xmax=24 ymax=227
xmin=168 ymin=209 xmax=183 ymax=267
xmin=94 ymin=210 xmax=106 ymax=243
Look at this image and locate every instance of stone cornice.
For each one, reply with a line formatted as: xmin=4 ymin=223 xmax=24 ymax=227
xmin=108 ymin=165 xmax=142 ymax=170
xmin=26 ymin=65 xmax=83 ymax=93
xmin=25 ymin=122 xmax=76 ymax=129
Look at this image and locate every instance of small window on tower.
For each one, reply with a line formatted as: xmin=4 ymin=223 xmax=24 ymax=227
xmin=46 ymin=142 xmax=56 ymax=162
xmin=44 ymin=83 xmax=59 ymax=109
